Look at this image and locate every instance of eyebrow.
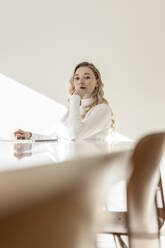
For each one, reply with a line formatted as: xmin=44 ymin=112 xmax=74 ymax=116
xmin=74 ymin=73 xmax=91 ymax=76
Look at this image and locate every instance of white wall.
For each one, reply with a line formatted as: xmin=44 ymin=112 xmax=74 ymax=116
xmin=0 ymin=0 xmax=164 ymax=139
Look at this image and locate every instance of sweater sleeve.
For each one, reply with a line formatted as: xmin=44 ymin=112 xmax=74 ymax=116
xmin=31 ymin=133 xmax=53 ymax=140
xmin=31 ymin=124 xmax=59 ymax=141
xmin=66 ymin=95 xmax=111 ymax=140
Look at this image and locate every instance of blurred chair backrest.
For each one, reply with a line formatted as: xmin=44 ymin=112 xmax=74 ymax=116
xmin=102 ymin=132 xmax=165 ymax=248
xmin=127 ymin=132 xmax=165 ymax=248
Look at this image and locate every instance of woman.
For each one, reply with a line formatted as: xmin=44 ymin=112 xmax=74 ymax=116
xmin=14 ymin=62 xmax=115 ymax=141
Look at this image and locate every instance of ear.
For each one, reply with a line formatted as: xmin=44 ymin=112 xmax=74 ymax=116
xmin=96 ymin=80 xmax=100 ymax=87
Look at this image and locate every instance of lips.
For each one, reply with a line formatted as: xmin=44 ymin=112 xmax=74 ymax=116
xmin=80 ymin=86 xmax=86 ymax=89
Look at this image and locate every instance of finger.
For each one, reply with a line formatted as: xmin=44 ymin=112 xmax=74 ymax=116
xmin=18 ymin=129 xmax=23 ymax=132
xmin=74 ymin=90 xmax=80 ymax=96
xmin=16 ymin=134 xmax=21 ymax=139
xmin=18 ymin=130 xmax=24 ymax=134
xmin=16 ymin=134 xmax=24 ymax=140
xmin=14 ymin=130 xmax=24 ymax=135
xmin=14 ymin=129 xmax=21 ymax=133
xmin=14 ymin=132 xmax=20 ymax=137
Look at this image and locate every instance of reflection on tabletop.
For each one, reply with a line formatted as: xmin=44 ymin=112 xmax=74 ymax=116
xmin=13 ymin=143 xmax=32 ymax=160
xmin=0 ymin=139 xmax=134 ymax=171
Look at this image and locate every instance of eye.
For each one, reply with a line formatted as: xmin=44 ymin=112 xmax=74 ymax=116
xmin=84 ymin=76 xmax=90 ymax=79
xmin=74 ymin=77 xmax=80 ymax=80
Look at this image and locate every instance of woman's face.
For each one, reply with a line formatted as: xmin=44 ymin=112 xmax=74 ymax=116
xmin=73 ymin=66 xmax=99 ymax=99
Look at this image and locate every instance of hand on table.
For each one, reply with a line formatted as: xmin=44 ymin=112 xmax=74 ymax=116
xmin=13 ymin=129 xmax=32 ymax=140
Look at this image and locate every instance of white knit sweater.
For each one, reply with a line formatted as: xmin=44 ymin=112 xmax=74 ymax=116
xmin=32 ymin=95 xmax=111 ymax=141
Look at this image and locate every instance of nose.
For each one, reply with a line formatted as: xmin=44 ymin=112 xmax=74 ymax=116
xmin=79 ymin=78 xmax=85 ymax=85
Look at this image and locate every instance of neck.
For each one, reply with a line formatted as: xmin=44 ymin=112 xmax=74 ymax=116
xmin=81 ymin=94 xmax=92 ymax=99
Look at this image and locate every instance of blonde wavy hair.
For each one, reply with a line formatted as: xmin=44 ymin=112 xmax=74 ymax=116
xmin=68 ymin=61 xmax=115 ymax=131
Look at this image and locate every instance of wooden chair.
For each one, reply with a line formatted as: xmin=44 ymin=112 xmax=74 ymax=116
xmin=102 ymin=132 xmax=165 ymax=248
